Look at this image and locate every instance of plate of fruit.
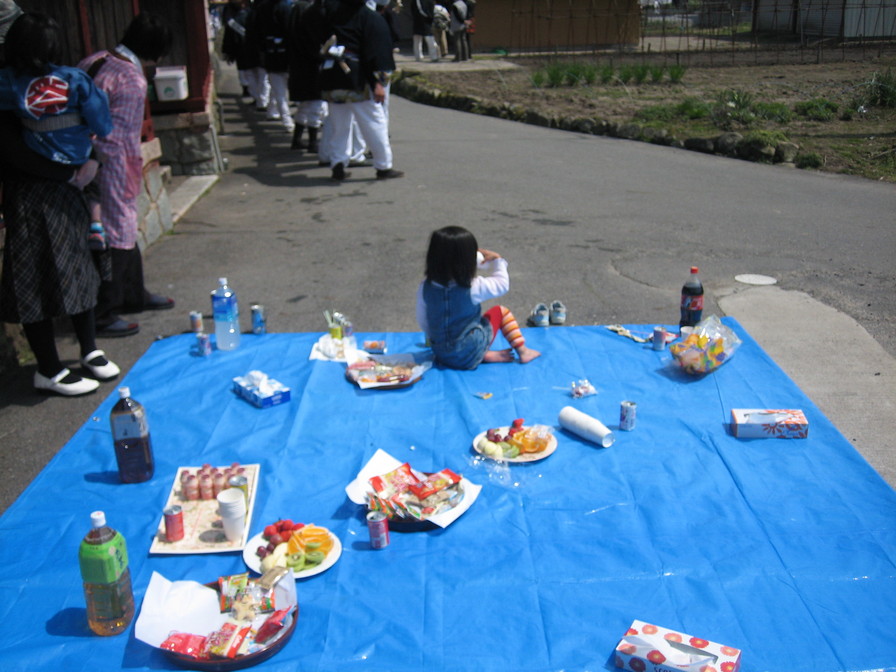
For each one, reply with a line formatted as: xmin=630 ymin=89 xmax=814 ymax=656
xmin=243 ymin=519 xmax=341 ymax=578
xmin=473 ymin=418 xmax=557 ymax=463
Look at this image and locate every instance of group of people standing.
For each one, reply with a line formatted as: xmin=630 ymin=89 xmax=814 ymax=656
xmin=220 ymin=0 xmax=404 ymax=181
xmin=0 ymin=6 xmax=175 ymax=397
xmin=412 ymin=0 xmax=474 ymax=62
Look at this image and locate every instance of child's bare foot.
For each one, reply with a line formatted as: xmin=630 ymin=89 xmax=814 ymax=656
xmin=516 ymin=347 xmax=541 ymax=364
xmin=483 ymin=348 xmax=515 ymax=363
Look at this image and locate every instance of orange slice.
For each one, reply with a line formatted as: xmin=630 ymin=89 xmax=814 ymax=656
xmin=287 ymin=524 xmax=334 ymax=555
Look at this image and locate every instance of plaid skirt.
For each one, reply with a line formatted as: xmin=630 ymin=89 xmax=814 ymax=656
xmin=0 ymin=179 xmax=104 ymax=324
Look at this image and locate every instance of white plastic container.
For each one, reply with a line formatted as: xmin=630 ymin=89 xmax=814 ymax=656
xmin=154 ymin=66 xmax=188 ymax=101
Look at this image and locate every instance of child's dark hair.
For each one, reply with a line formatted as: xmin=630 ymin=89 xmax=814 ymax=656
xmin=121 ymin=12 xmax=172 ymax=63
xmin=425 ymin=226 xmax=478 ymax=288
xmin=4 ymin=13 xmax=62 ymax=76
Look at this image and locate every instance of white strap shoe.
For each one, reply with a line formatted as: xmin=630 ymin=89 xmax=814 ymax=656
xmin=34 ymin=368 xmax=100 ymax=396
xmin=81 ymin=350 xmax=121 ymax=381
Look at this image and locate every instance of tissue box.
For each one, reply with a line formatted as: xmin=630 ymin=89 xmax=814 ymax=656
xmin=232 ymin=375 xmax=290 ymax=408
xmin=615 ymin=620 xmax=741 ymax=672
xmin=730 ymin=409 xmax=808 ymax=439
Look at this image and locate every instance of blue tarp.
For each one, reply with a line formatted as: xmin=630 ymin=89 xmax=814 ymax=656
xmin=1 ymin=320 xmax=895 ymax=672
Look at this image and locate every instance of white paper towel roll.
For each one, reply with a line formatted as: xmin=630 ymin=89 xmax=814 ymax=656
xmin=558 ymin=406 xmax=615 ymax=448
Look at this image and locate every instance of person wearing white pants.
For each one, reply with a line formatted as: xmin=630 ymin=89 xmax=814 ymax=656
xmin=266 ymin=70 xmax=293 ymax=131
xmin=318 ymin=0 xmax=403 ymax=181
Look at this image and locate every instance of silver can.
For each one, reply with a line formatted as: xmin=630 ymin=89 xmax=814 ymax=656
xmin=196 ymin=332 xmax=212 ymax=356
xmin=251 ymin=304 xmax=266 ymax=335
xmin=652 ymin=326 xmax=666 ymax=351
xmin=366 ymin=511 xmax=389 ymax=549
xmin=228 ymin=474 xmax=249 ymax=503
xmin=620 ymin=401 xmax=637 ymax=431
xmin=189 ymin=310 xmax=204 ymax=333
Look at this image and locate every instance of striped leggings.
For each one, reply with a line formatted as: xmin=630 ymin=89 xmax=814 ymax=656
xmin=483 ymin=305 xmax=525 ymax=350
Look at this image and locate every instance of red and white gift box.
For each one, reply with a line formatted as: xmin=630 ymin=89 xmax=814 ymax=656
xmin=614 ymin=620 xmax=741 ymax=672
xmin=730 ymin=408 xmax=809 ymax=439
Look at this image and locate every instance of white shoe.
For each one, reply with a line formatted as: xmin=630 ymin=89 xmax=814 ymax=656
xmin=34 ymin=368 xmax=99 ymax=396
xmin=81 ymin=350 xmax=120 ymax=381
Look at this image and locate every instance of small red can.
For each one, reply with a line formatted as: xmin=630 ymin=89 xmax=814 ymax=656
xmin=366 ymin=511 xmax=389 ymax=549
xmin=164 ymin=505 xmax=185 ymax=542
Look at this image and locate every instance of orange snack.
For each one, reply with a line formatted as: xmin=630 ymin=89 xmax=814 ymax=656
xmin=287 ymin=524 xmax=334 ymax=556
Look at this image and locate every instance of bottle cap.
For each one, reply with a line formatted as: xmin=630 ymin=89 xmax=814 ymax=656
xmin=218 ymin=277 xmax=227 ymax=285
xmin=90 ymin=511 xmax=106 ymax=528
xmin=691 ymin=266 xmax=699 ymax=274
xmin=118 ymin=386 xmax=130 ymax=399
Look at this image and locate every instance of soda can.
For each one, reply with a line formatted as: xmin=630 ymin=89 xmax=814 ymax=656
xmin=251 ymin=304 xmax=266 ymax=335
xmin=652 ymin=326 xmax=666 ymax=351
xmin=228 ymin=474 xmax=249 ymax=503
xmin=620 ymin=401 xmax=637 ymax=431
xmin=196 ymin=332 xmax=212 ymax=356
xmin=189 ymin=310 xmax=204 ymax=333
xmin=164 ymin=505 xmax=185 ymax=542
xmin=366 ymin=511 xmax=389 ymax=549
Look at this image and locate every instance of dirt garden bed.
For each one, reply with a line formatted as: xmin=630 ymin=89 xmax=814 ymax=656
xmin=395 ymin=45 xmax=896 ymax=182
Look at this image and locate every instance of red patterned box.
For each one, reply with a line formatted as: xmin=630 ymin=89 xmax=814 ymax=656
xmin=730 ymin=408 xmax=809 ymax=439
xmin=615 ymin=620 xmax=741 ymax=672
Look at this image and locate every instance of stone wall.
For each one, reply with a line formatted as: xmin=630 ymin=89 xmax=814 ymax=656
xmin=153 ymin=105 xmax=225 ymax=177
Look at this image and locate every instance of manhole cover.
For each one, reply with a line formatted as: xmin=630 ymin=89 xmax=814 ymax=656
xmin=735 ymin=274 xmax=778 ymax=286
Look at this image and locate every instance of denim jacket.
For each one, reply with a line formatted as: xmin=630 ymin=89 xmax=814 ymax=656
xmin=421 ymin=281 xmax=490 ymax=370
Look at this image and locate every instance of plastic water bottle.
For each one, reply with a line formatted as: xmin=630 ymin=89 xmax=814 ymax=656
xmin=110 ymin=387 xmax=155 ymax=484
xmin=679 ymin=266 xmax=704 ymax=329
xmin=79 ymin=511 xmax=135 ymax=636
xmin=211 ymin=277 xmax=240 ymax=350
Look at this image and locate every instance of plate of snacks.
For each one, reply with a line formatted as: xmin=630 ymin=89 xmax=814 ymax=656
xmin=344 ymin=352 xmax=433 ymax=389
xmin=345 ymin=450 xmax=481 ymax=531
xmin=366 ymin=463 xmax=466 ymax=531
xmin=473 ymin=418 xmax=557 ymax=463
xmin=137 ymin=569 xmax=297 ymax=671
xmin=243 ymin=519 xmax=341 ymax=578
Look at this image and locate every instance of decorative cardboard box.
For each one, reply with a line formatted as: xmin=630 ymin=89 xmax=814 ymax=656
xmin=730 ymin=408 xmax=808 ymax=439
xmin=615 ymin=620 xmax=741 ymax=672
xmin=233 ymin=373 xmax=290 ymax=408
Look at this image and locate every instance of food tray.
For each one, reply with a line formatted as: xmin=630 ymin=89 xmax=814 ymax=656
xmin=472 ymin=426 xmax=558 ymax=463
xmin=149 ymin=465 xmax=260 ymax=554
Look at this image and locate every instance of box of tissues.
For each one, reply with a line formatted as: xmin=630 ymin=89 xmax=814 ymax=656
xmin=614 ymin=620 xmax=741 ymax=672
xmin=730 ymin=409 xmax=808 ymax=439
xmin=233 ymin=371 xmax=290 ymax=408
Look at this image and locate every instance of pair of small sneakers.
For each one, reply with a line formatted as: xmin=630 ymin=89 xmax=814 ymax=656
xmin=34 ymin=350 xmax=120 ymax=397
xmin=527 ymin=301 xmax=567 ymax=327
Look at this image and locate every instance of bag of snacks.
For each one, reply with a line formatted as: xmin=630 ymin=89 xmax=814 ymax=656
xmin=669 ymin=315 xmax=741 ymax=375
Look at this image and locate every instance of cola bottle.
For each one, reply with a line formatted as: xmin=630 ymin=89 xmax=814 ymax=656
xmin=110 ymin=387 xmax=155 ymax=483
xmin=679 ymin=266 xmax=704 ymax=329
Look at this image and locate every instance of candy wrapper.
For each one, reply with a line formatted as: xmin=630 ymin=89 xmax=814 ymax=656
xmin=669 ymin=315 xmax=741 ymax=375
xmin=571 ymin=379 xmax=597 ymax=398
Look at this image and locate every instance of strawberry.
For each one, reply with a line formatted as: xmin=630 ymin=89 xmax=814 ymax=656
xmin=278 ymin=519 xmax=295 ymax=533
xmin=511 ymin=418 xmax=524 ymax=429
xmin=291 ymin=522 xmax=306 ymax=531
xmin=263 ymin=524 xmax=278 ymax=539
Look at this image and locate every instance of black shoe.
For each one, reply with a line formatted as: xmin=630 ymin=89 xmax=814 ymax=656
xmin=97 ymin=318 xmax=140 ymax=338
xmin=376 ymin=168 xmax=404 ymax=180
xmin=331 ymin=163 xmax=351 ymax=181
xmin=291 ymin=125 xmax=305 ymax=150
xmin=307 ymin=127 xmax=319 ymax=154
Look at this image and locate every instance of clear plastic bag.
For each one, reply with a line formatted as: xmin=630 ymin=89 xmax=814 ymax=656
xmin=669 ymin=315 xmax=741 ymax=374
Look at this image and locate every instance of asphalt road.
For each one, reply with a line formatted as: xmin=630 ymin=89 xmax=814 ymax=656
xmin=1 ymin=60 xmax=894 ymax=514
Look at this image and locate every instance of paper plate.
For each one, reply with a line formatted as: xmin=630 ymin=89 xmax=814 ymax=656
xmin=242 ymin=531 xmax=342 ymax=579
xmin=472 ymin=426 xmax=558 ymax=463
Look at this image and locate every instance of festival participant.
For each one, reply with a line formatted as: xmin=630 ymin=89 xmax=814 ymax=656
xmin=78 ymin=12 xmax=175 ymax=337
xmin=416 ymin=226 xmax=541 ymax=369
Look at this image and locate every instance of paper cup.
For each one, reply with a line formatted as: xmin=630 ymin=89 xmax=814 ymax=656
xmin=558 ymin=406 xmax=615 ymax=448
xmin=217 ymin=488 xmax=247 ymax=541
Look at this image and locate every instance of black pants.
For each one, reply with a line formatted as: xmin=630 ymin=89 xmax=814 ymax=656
xmin=95 ymin=247 xmax=147 ymax=327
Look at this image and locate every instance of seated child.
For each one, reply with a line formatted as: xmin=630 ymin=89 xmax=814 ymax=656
xmin=416 ymin=225 xmax=541 ymax=369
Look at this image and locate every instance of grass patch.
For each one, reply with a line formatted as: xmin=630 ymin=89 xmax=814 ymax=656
xmin=794 ymin=98 xmax=838 ymax=121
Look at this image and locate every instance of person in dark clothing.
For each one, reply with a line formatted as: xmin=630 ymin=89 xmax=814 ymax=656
xmin=251 ymin=0 xmax=294 ymax=130
xmin=287 ymin=0 xmax=327 ymax=152
xmin=221 ymin=0 xmax=265 ymax=102
xmin=410 ymin=0 xmax=439 ymax=61
xmin=317 ymin=0 xmax=403 ymax=180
